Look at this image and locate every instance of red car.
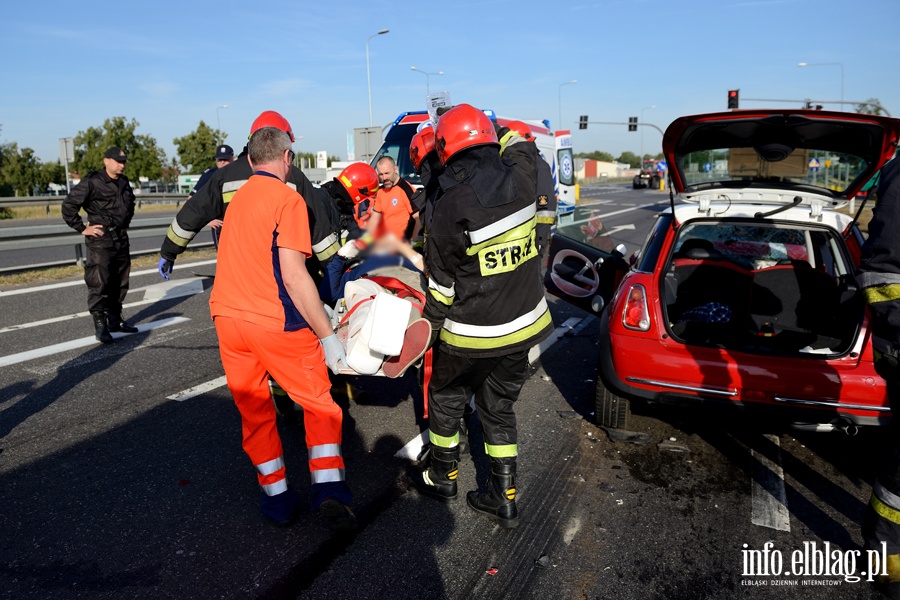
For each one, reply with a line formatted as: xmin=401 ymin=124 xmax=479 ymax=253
xmin=545 ymin=109 xmax=900 ymax=431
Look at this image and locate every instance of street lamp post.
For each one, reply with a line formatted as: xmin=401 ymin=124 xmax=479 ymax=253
xmin=640 ymin=105 xmax=656 ymax=167
xmin=797 ymin=62 xmax=845 ymax=107
xmin=216 ymin=105 xmax=228 ymax=143
xmin=558 ymin=80 xmax=577 ymax=130
xmin=366 ymin=29 xmax=390 ymax=127
xmin=410 ymin=66 xmax=444 ymax=94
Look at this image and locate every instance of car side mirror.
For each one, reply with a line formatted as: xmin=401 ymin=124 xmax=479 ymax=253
xmin=614 ymin=243 xmax=627 ymax=256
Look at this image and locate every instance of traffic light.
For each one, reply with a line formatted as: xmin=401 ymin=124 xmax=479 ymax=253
xmin=727 ymin=89 xmax=739 ymax=109
xmin=628 ymin=116 xmax=638 ymax=132
xmin=579 ymin=115 xmax=588 ymax=130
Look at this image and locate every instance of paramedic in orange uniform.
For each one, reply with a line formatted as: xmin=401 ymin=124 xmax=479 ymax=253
xmin=367 ymin=156 xmax=415 ymax=240
xmin=209 ymin=126 xmax=355 ymax=529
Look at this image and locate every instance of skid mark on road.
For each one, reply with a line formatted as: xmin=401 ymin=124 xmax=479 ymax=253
xmin=0 ymin=317 xmax=189 ymax=368
xmin=751 ymin=434 xmax=791 ymax=532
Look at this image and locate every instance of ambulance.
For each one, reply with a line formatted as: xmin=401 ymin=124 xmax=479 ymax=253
xmin=370 ymin=110 xmax=575 ymax=217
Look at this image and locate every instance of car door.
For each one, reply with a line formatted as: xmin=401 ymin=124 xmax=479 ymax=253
xmin=543 ymin=205 xmax=628 ymax=314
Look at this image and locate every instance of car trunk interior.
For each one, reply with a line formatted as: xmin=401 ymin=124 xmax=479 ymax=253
xmin=661 ymin=221 xmax=864 ymax=357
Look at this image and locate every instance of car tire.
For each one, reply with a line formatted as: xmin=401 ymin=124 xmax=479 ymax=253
xmin=650 ymin=175 xmax=659 ymax=190
xmin=595 ymin=377 xmax=630 ymax=429
xmin=632 ymin=178 xmax=640 ymax=189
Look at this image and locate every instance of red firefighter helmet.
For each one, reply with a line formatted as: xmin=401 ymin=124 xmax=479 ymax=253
xmin=249 ymin=110 xmax=295 ymax=143
xmin=504 ymin=120 xmax=534 ymax=141
xmin=337 ymin=163 xmax=379 ymax=204
xmin=410 ymin=127 xmax=436 ymax=171
xmin=434 ymin=104 xmax=498 ymax=164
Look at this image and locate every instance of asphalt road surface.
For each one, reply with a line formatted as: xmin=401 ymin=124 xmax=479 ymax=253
xmin=0 ymin=210 xmax=214 ymax=270
xmin=0 ymin=184 xmax=891 ymax=599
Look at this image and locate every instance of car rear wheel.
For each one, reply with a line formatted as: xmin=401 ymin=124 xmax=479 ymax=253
xmin=632 ymin=177 xmax=641 ymax=189
xmin=595 ymin=377 xmax=630 ymax=429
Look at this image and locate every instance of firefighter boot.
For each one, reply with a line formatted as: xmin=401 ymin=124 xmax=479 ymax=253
xmin=875 ymin=553 xmax=900 ymax=599
xmin=108 ymin=312 xmax=139 ymax=333
xmin=466 ymin=458 xmax=519 ymax=528
xmin=409 ymin=446 xmax=459 ymax=502
xmin=91 ymin=311 xmax=113 ymax=343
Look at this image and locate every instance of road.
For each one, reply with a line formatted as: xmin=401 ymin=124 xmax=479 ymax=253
xmin=0 ymin=184 xmax=890 ymax=599
xmin=0 ymin=210 xmax=214 ymax=270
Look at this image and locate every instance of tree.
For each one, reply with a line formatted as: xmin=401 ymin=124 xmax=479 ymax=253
xmin=173 ymin=120 xmax=225 ymax=173
xmin=617 ymin=151 xmax=640 ymax=168
xmin=71 ymin=116 xmax=166 ymax=181
xmin=38 ymin=161 xmax=66 ymax=189
xmin=1 ymin=143 xmax=44 ymax=196
xmin=575 ymin=150 xmax=615 ymax=162
xmin=160 ymin=158 xmax=180 ymax=187
xmin=857 ymin=98 xmax=886 ymax=116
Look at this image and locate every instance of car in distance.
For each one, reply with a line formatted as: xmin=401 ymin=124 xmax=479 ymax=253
xmin=545 ymin=109 xmax=900 ymax=431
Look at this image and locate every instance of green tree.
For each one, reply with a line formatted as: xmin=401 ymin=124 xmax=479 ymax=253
xmin=617 ymin=151 xmax=640 ymax=168
xmin=160 ymin=158 xmax=180 ymax=187
xmin=1 ymin=143 xmax=44 ymax=196
xmin=857 ymin=98 xmax=886 ymax=116
xmin=39 ymin=161 xmax=66 ymax=190
xmin=173 ymin=120 xmax=225 ymax=173
xmin=71 ymin=116 xmax=166 ymax=181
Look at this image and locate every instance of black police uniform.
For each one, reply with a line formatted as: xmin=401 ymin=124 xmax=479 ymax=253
xmin=62 ymin=167 xmax=136 ymax=335
xmin=858 ymin=157 xmax=900 ymax=592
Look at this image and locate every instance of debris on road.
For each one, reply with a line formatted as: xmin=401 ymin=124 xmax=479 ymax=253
xmin=540 ymin=375 xmax=552 ymax=382
xmin=658 ymin=440 xmax=691 ymax=453
xmin=535 ymin=555 xmax=551 ymax=569
xmin=486 ymin=567 xmax=499 ymax=576
xmin=556 ymin=410 xmax=580 ymax=419
xmin=599 ymin=426 xmax=653 ymax=445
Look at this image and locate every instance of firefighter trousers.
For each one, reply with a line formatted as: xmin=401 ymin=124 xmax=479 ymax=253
xmin=84 ymin=235 xmax=130 ymax=315
xmin=214 ymin=316 xmax=349 ymax=504
xmin=864 ymin=374 xmax=900 ymax=556
xmin=427 ymin=347 xmax=529 ymax=459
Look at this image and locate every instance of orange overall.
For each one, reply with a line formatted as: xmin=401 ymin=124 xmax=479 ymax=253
xmin=209 ymin=172 xmax=348 ymax=504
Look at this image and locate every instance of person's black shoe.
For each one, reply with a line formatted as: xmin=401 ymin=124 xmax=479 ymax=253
xmin=409 ymin=446 xmax=459 ymax=502
xmin=108 ymin=313 xmax=138 ymax=333
xmin=91 ymin=312 xmax=113 ymax=343
xmin=319 ymin=497 xmax=357 ymax=531
xmin=466 ymin=459 xmax=519 ymax=528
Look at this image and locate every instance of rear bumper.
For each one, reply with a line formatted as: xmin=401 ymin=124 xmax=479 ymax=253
xmin=595 ymin=311 xmax=891 ymax=427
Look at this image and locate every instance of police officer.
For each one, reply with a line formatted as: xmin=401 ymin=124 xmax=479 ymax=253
xmin=62 ymin=147 xmax=139 ymax=343
xmin=500 ymin=121 xmax=557 ymax=257
xmin=157 ymin=111 xmax=340 ymax=280
xmin=858 ymin=157 xmax=900 ymax=597
xmin=409 ymin=104 xmax=553 ymax=528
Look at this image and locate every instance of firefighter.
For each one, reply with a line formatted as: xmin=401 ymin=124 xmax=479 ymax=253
xmin=61 ymin=147 xmax=139 ymax=343
xmin=408 ymin=104 xmax=553 ymax=528
xmin=319 ymin=163 xmax=379 ymax=242
xmin=858 ymin=157 xmax=900 ymax=597
xmin=157 ymin=110 xmax=340 ymax=280
xmin=409 ymin=121 xmax=442 ymax=235
xmin=209 ymin=126 xmax=354 ymax=529
xmin=501 ymin=120 xmax=557 ymax=258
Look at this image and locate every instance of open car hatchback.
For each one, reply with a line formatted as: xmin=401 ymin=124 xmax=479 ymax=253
xmin=545 ymin=109 xmax=900 ymax=430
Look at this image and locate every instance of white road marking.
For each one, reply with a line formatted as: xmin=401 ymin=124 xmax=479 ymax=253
xmin=751 ymin=434 xmax=791 ymax=532
xmin=0 ymin=278 xmax=209 ymax=334
xmin=604 ymin=224 xmax=637 ymax=236
xmin=0 ymin=317 xmax=190 ymax=368
xmin=0 ymin=259 xmax=217 ymax=298
xmin=566 ymin=201 xmax=668 ymax=228
xmin=396 ymin=316 xmax=584 ymax=459
xmin=528 ymin=317 xmax=583 ymax=365
xmin=167 ymin=375 xmax=229 ymax=402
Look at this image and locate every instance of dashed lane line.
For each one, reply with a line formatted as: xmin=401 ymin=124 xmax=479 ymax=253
xmin=751 ymin=434 xmax=791 ymax=532
xmin=396 ymin=316 xmax=584 ymax=459
xmin=167 ymin=376 xmax=229 ymax=402
xmin=0 ymin=259 xmax=217 ymax=298
xmin=0 ymin=317 xmax=190 ymax=368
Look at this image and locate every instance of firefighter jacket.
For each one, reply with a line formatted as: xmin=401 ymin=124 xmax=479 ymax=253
xmin=160 ymin=152 xmax=340 ymax=266
xmin=62 ymin=170 xmax=135 ymax=233
xmin=498 ymin=132 xmax=557 ymax=251
xmin=321 ymin=179 xmax=362 ymax=242
xmin=423 ymin=142 xmax=554 ymax=358
xmin=859 ymin=157 xmax=900 ymax=358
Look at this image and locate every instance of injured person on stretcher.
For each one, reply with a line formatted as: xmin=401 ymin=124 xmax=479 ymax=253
xmin=318 ymin=234 xmax=430 ymax=378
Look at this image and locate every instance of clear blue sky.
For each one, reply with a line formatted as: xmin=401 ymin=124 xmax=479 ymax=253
xmin=2 ymin=0 xmax=898 ymax=168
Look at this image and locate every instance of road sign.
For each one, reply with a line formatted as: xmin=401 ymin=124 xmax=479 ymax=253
xmin=657 ymin=161 xmax=667 ymax=171
xmin=703 ymin=162 xmax=713 ymax=172
xmin=809 ymin=158 xmax=820 ymax=172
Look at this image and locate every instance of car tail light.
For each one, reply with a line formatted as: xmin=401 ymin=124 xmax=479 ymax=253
xmin=622 ymin=284 xmax=650 ymax=331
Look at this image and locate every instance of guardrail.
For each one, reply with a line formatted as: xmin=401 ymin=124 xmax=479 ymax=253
xmin=0 ymin=193 xmax=189 ymax=214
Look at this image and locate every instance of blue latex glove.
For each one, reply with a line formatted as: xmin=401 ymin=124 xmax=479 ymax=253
xmin=158 ymin=257 xmax=173 ymax=280
xmin=320 ymin=334 xmax=347 ymax=375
